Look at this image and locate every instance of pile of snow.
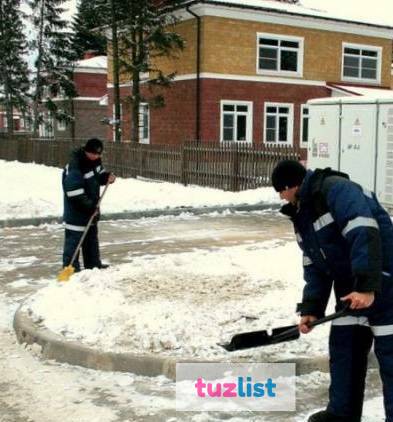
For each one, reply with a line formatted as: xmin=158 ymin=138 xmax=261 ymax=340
xmin=0 ymin=160 xmax=280 ymax=220
xmin=24 ymin=239 xmax=335 ymax=359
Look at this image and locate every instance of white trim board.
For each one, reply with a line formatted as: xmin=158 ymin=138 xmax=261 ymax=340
xmin=108 ymin=73 xmax=329 ymax=88
xmin=176 ymin=4 xmax=393 ymax=39
xmin=74 ymin=68 xmax=107 ymax=74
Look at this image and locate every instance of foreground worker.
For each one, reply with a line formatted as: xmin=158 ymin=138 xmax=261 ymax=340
xmin=62 ymin=138 xmax=116 ymax=271
xmin=271 ymin=160 xmax=393 ymax=422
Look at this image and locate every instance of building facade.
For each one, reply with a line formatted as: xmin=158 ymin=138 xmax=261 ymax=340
xmin=0 ymin=107 xmax=30 ymax=133
xmin=40 ymin=55 xmax=108 ymax=141
xmin=107 ymin=0 xmax=393 ymax=158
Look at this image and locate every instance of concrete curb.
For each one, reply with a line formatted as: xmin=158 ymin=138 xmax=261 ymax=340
xmin=13 ymin=306 xmax=379 ymax=379
xmin=14 ymin=308 xmax=179 ymax=379
xmin=1 ymin=203 xmax=280 ymax=228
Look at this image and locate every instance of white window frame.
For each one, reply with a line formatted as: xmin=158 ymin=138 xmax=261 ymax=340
xmin=341 ymin=42 xmax=382 ymax=84
xmin=57 ymin=87 xmax=65 ymax=98
xmin=47 ymin=113 xmax=54 ymax=138
xmin=264 ymin=102 xmax=294 ymax=146
xmin=42 ymin=86 xmax=50 ymax=99
xmin=300 ymin=104 xmax=309 ymax=149
xmin=257 ymin=32 xmax=304 ymax=77
xmin=39 ymin=112 xmax=54 ymax=138
xmin=220 ymin=100 xmax=253 ymax=144
xmin=57 ymin=110 xmax=66 ymax=131
xmin=139 ymin=103 xmax=150 ymax=144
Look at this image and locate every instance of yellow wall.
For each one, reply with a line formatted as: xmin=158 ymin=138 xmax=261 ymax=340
xmin=107 ymin=19 xmax=198 ymax=85
xmin=108 ymin=15 xmax=393 ymax=87
xmin=200 ymin=16 xmax=392 ymax=86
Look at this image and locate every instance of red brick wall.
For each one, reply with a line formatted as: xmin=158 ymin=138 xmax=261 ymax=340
xmin=107 ymin=78 xmax=331 ymax=156
xmin=74 ymin=72 xmax=107 ymax=98
xmin=107 ymin=82 xmax=196 ymax=143
xmin=73 ymin=101 xmax=108 ymax=140
xmin=148 ymin=81 xmax=196 ymax=145
xmin=199 ymin=79 xmax=331 ymax=152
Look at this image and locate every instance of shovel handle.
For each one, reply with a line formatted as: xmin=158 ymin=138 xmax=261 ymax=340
xmin=69 ymin=181 xmax=110 ymax=267
xmin=307 ymin=304 xmax=350 ymax=329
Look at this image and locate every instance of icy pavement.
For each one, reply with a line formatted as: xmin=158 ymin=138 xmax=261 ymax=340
xmin=0 ymin=211 xmax=388 ymax=421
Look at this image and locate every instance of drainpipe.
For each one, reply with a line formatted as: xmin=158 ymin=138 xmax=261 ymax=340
xmin=186 ymin=6 xmax=201 ymax=143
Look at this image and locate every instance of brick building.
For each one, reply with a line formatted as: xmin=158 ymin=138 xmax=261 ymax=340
xmin=0 ymin=106 xmax=30 ymax=133
xmin=107 ymin=0 xmax=393 ymax=158
xmin=40 ymin=54 xmax=108 ymax=140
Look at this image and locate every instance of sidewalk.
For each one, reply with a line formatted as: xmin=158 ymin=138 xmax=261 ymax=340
xmin=0 ymin=159 xmax=280 ymax=225
xmin=0 ymin=202 xmax=279 ymax=228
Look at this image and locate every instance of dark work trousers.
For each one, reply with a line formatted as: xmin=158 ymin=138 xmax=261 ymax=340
xmin=62 ymin=225 xmax=101 ymax=271
xmin=327 ymin=276 xmax=393 ymax=422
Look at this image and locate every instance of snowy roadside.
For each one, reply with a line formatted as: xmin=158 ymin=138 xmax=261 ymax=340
xmin=0 ymin=160 xmax=280 ymax=221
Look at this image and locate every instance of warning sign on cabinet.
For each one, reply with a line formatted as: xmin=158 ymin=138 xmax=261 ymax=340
xmin=318 ymin=143 xmax=329 ymax=158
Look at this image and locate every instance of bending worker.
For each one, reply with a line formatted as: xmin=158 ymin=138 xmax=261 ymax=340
xmin=62 ymin=138 xmax=116 ymax=271
xmin=271 ymin=159 xmax=393 ymax=422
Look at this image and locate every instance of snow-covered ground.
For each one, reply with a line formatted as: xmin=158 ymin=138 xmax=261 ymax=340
xmin=25 ymin=237 xmax=330 ymax=359
xmin=0 ymin=160 xmax=279 ymax=220
xmin=0 ymin=159 xmax=388 ymax=420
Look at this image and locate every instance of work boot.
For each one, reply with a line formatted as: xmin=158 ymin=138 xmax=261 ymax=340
xmin=308 ymin=410 xmax=360 ymax=422
xmin=98 ymin=264 xmax=109 ymax=269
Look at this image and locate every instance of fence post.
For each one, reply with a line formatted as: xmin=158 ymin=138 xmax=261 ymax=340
xmin=231 ymin=143 xmax=240 ymax=191
xmin=138 ymin=144 xmax=143 ymax=178
xmin=181 ymin=144 xmax=188 ymax=186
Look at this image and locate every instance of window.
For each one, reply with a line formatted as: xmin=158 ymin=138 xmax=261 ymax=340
xmin=57 ymin=110 xmax=66 ymax=131
xmin=257 ymin=33 xmax=303 ymax=76
xmin=139 ymin=103 xmax=150 ymax=144
xmin=220 ymin=101 xmax=253 ymax=143
xmin=57 ymin=87 xmax=65 ymax=98
xmin=39 ymin=113 xmax=54 ymax=138
xmin=300 ymin=105 xmax=309 ymax=148
xmin=264 ymin=103 xmax=294 ymax=146
xmin=42 ymin=86 xmax=50 ymax=99
xmin=342 ymin=43 xmax=381 ymax=83
xmin=57 ymin=120 xmax=66 ymax=131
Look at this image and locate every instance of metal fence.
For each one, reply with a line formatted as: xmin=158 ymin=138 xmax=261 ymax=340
xmin=0 ymin=135 xmax=300 ymax=191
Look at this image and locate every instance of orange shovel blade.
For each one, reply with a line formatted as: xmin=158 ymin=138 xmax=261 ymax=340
xmin=57 ymin=265 xmax=75 ymax=282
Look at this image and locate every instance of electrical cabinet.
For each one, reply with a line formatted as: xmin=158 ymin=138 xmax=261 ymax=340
xmin=307 ymin=96 xmax=393 ymax=208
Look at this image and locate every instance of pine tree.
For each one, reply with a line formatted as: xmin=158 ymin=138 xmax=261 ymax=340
xmin=87 ymin=0 xmax=130 ymax=143
xmin=29 ymin=0 xmax=77 ymax=137
xmin=0 ymin=0 xmax=30 ymax=134
xmin=117 ymin=0 xmax=185 ymax=143
xmin=71 ymin=0 xmax=107 ymax=59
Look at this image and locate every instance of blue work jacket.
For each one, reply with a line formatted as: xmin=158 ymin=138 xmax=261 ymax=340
xmin=281 ymin=168 xmax=393 ymax=318
xmin=62 ymin=148 xmax=109 ymax=228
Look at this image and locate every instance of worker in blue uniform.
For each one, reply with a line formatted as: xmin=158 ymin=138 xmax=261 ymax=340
xmin=62 ymin=138 xmax=116 ymax=271
xmin=271 ymin=160 xmax=393 ymax=422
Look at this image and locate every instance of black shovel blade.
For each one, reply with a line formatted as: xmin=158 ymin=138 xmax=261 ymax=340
xmin=219 ymin=324 xmax=300 ymax=352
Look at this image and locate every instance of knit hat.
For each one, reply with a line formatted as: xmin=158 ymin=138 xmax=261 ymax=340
xmin=271 ymin=160 xmax=306 ymax=192
xmin=84 ymin=138 xmax=103 ymax=154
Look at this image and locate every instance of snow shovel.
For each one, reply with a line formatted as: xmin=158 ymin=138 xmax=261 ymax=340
xmin=219 ymin=306 xmax=349 ymax=352
xmin=57 ymin=181 xmax=110 ymax=282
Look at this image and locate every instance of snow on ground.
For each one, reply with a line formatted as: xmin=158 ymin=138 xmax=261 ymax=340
xmin=24 ymin=238 xmax=336 ymax=359
xmin=1 ymin=158 xmax=389 ymax=419
xmin=0 ymin=160 xmax=280 ymax=220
